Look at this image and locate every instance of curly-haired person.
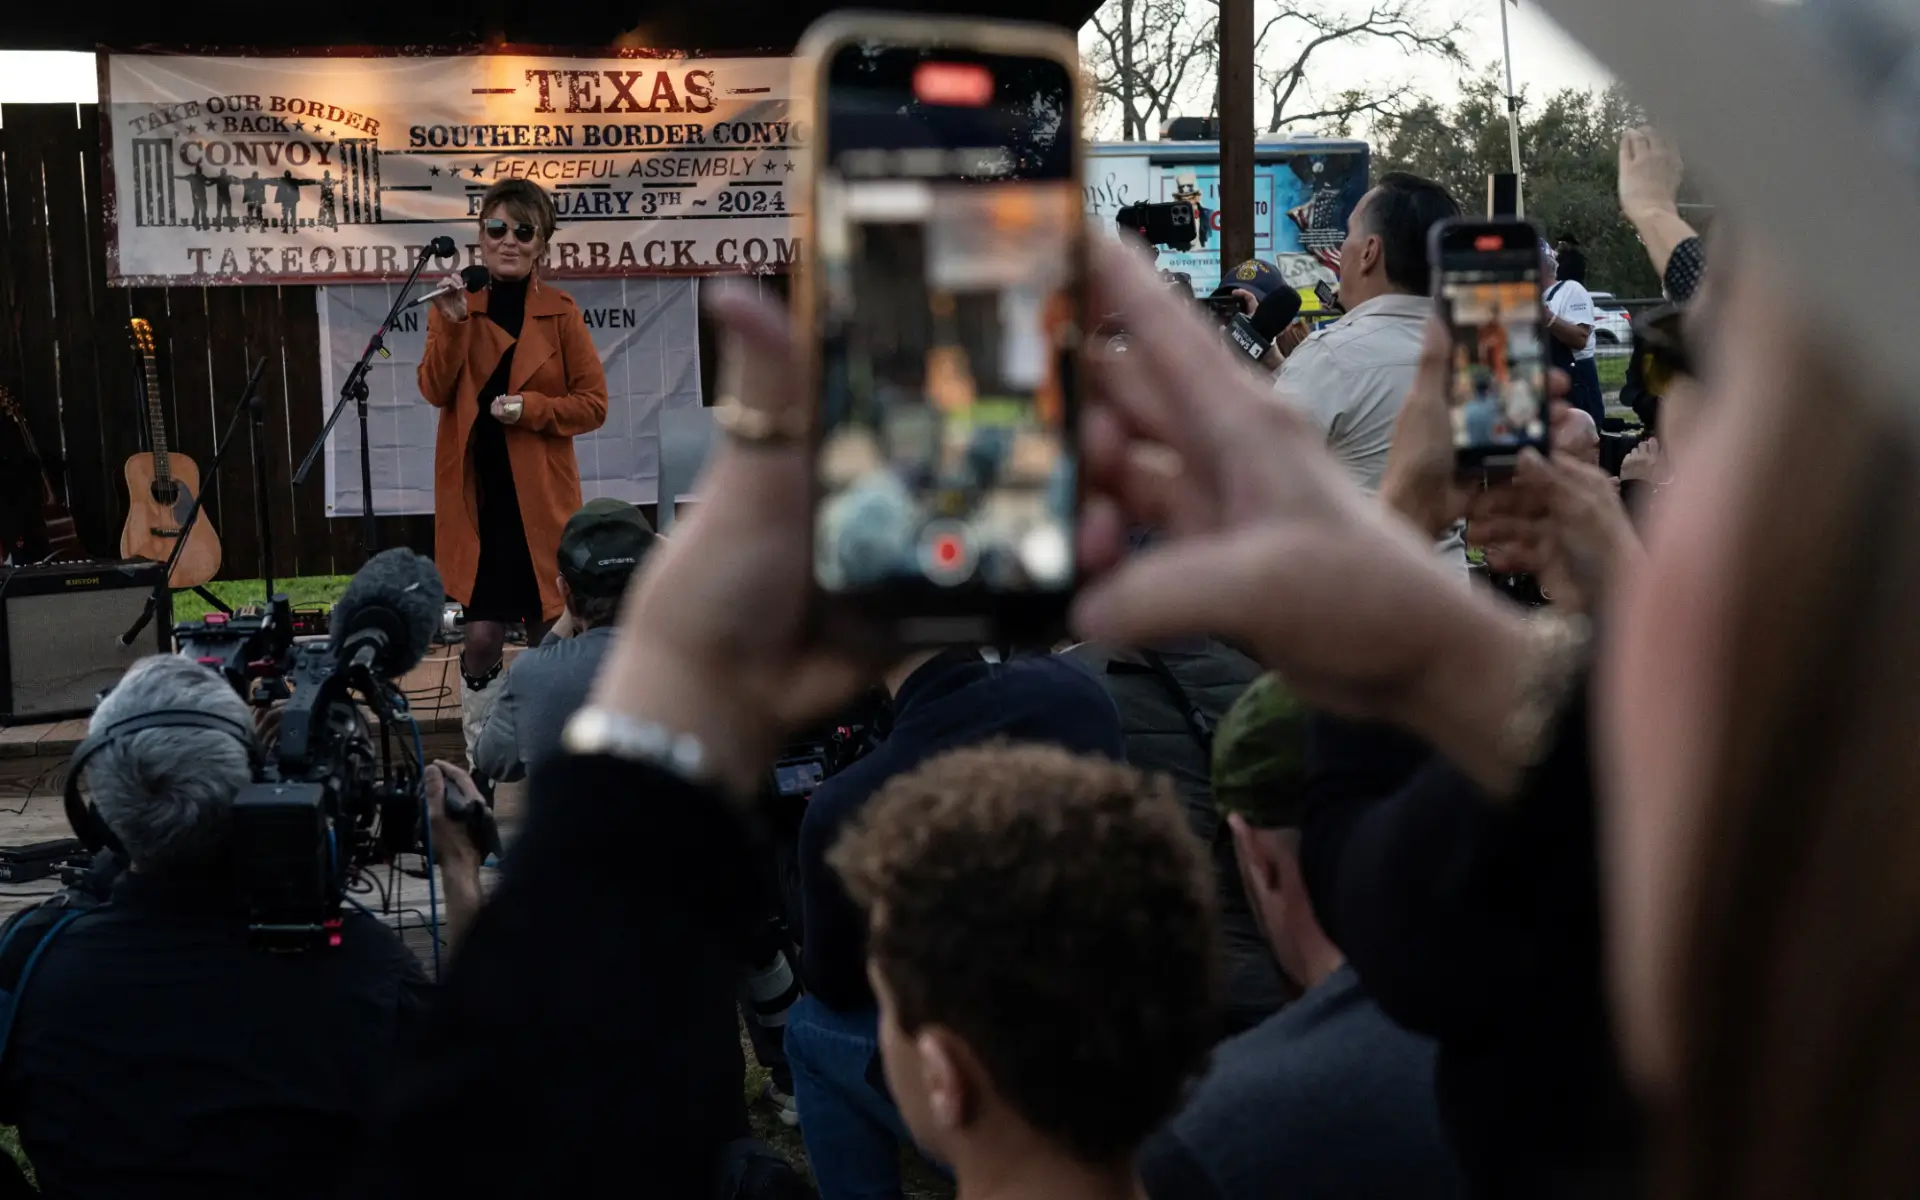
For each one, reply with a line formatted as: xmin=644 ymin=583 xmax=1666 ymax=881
xmin=830 ymin=743 xmax=1220 ymax=1200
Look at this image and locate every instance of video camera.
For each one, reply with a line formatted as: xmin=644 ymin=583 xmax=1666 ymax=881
xmin=1116 ymin=201 xmax=1199 ymax=253
xmin=178 ymin=550 xmax=495 ymax=951
xmin=175 ymin=596 xmax=300 ymax=705
xmin=1112 ymin=209 xmax=1304 ymax=363
xmin=768 ymin=692 xmax=888 ymax=804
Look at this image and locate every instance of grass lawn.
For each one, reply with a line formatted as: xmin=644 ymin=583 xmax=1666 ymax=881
xmin=1596 ymin=352 xmax=1630 ymax=395
xmin=170 ymin=576 xmax=352 ymax=623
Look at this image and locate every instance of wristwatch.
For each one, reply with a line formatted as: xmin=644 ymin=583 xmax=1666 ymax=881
xmin=562 ymin=707 xmax=708 ymax=784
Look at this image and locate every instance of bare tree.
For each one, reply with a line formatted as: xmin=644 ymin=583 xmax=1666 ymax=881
xmin=1254 ymin=0 xmax=1468 ymax=134
xmin=1085 ymin=0 xmax=1219 ymax=139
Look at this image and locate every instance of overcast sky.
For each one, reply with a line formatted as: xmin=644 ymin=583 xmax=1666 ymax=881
xmin=1079 ymin=0 xmax=1618 ymax=137
xmin=1 ymin=4 xmax=1615 ymax=121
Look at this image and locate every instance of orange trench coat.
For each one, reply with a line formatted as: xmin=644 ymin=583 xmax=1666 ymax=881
xmin=418 ymin=279 xmax=608 ymax=621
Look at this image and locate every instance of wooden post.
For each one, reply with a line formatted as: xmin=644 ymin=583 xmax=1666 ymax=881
xmin=1218 ymin=0 xmax=1255 ymax=273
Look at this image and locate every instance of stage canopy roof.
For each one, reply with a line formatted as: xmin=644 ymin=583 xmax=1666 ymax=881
xmin=2 ymin=1 xmax=1100 ymax=53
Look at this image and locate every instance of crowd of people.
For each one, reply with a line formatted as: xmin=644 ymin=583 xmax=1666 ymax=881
xmin=0 ymin=49 xmax=1914 ymax=1200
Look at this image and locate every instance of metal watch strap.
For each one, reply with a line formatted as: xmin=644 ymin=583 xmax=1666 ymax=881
xmin=562 ymin=707 xmax=709 ymax=784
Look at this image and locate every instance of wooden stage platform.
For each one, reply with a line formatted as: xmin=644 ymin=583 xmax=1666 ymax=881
xmin=0 ymin=643 xmax=526 ymax=960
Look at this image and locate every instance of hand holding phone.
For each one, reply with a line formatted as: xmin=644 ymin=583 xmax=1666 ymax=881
xmin=1429 ymin=218 xmax=1551 ymax=472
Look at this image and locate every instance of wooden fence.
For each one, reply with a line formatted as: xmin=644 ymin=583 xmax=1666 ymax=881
xmin=2 ymin=102 xmax=729 ymax=582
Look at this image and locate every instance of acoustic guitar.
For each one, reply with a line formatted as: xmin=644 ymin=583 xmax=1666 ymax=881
xmin=122 ymin=319 xmax=222 ymax=588
xmin=0 ymin=385 xmax=85 ymax=564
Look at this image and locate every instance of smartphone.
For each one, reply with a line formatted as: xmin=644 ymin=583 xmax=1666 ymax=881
xmin=1429 ymin=218 xmax=1551 ymax=471
xmin=796 ymin=15 xmax=1084 ymax=647
xmin=1314 ymin=279 xmax=1341 ymax=313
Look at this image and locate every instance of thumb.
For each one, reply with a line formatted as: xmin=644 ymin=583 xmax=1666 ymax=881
xmin=423 ymin=764 xmax=445 ymax=812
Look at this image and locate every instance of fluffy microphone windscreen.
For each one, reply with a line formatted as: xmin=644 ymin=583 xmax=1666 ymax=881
xmin=328 ymin=549 xmax=445 ymax=678
xmin=1249 ymin=286 xmax=1305 ymax=342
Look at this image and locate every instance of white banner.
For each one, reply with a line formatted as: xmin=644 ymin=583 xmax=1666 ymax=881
xmin=319 ymin=279 xmax=702 ymax=515
xmin=101 ymin=52 xmax=802 ymax=285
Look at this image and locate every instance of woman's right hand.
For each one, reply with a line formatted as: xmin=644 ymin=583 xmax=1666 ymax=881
xmin=431 ymin=271 xmax=469 ymax=322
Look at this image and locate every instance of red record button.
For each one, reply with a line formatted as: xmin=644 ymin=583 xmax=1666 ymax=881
xmin=919 ymin=521 xmax=976 ymax=586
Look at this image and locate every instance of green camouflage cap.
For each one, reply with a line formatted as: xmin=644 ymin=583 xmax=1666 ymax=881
xmin=1210 ymin=673 xmax=1310 ymax=829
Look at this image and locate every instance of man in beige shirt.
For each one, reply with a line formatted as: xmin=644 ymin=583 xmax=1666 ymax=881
xmin=1275 ymin=172 xmax=1466 ymax=562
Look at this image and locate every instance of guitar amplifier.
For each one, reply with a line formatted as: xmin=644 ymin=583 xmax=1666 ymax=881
xmin=0 ymin=559 xmax=169 ymax=725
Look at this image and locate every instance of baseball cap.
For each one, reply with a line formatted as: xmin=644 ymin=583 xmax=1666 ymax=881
xmin=1218 ymin=259 xmax=1287 ymax=302
xmin=557 ymin=498 xmax=656 ymax=597
xmin=1210 ymin=673 xmax=1310 ymax=830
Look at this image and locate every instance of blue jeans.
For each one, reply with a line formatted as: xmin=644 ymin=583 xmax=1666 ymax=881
xmin=784 ymin=996 xmax=914 ymax=1200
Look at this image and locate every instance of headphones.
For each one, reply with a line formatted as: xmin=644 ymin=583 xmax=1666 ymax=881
xmin=62 ymin=710 xmax=264 ymax=857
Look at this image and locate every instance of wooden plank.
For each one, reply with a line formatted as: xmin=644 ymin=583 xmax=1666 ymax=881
xmin=1 ymin=106 xmax=64 ymax=506
xmin=275 ymin=287 xmax=333 ymax=577
xmin=78 ymin=105 xmax=143 ymax=561
xmin=36 ymin=103 xmax=116 ymax=556
xmin=204 ymin=286 xmax=260 ymax=582
xmin=156 ymin=287 xmax=224 ymax=565
xmin=32 ymin=719 xmax=89 ymax=754
xmin=0 ymin=722 xmax=55 ymax=760
xmin=237 ymin=287 xmax=302 ymax=584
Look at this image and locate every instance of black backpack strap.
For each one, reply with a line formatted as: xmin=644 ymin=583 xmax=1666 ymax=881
xmin=1139 ymin=649 xmax=1216 ymax=753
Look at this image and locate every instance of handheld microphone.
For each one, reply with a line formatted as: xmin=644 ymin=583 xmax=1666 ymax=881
xmin=1226 ymin=287 xmax=1304 ymax=361
xmin=406 ymin=264 xmax=491 ymax=309
xmin=328 ymin=549 xmax=445 ymax=678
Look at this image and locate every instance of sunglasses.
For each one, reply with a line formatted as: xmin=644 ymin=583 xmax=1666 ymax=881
xmin=1629 ymin=304 xmax=1695 ymax=400
xmin=481 ymin=218 xmax=538 ymax=245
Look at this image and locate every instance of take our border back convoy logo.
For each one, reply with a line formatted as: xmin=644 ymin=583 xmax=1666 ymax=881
xmin=104 ymin=54 xmax=803 ymax=285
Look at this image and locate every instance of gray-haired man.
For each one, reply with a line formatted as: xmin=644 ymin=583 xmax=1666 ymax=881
xmin=0 ymin=654 xmax=479 ymax=1200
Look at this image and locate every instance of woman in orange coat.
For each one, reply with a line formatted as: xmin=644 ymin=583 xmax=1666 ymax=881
xmin=418 ymin=179 xmax=608 ymax=761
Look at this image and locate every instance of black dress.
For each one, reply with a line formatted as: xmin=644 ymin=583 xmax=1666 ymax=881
xmin=465 ymin=277 xmax=543 ymax=625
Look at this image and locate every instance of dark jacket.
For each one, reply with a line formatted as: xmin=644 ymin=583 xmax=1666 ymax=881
xmin=358 ymin=753 xmax=760 ymax=1197
xmin=473 ymin=625 xmax=617 ymax=783
xmin=0 ymin=870 xmax=428 ymax=1200
xmin=1299 ymin=690 xmax=1640 ymax=1199
xmin=1065 ymin=640 xmax=1288 ymax=1034
xmin=798 ymin=650 xmax=1127 ymax=1012
xmin=1139 ymin=965 xmax=1463 ymax=1200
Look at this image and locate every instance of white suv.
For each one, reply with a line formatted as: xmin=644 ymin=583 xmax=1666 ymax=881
xmin=1590 ymin=293 xmax=1635 ymax=347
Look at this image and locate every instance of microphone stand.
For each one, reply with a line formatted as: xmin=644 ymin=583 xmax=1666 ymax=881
xmin=250 ymin=373 xmax=275 ymax=601
xmin=120 ymin=358 xmax=266 ymax=648
xmin=293 ymin=240 xmax=448 ymax=556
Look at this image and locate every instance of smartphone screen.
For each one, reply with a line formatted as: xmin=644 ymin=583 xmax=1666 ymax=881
xmin=1432 ymin=220 xmax=1550 ymax=470
xmin=810 ymin=38 xmax=1080 ymax=643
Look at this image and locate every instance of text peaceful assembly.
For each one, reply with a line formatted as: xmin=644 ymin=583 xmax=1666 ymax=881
xmin=103 ymin=54 xmax=802 ymax=285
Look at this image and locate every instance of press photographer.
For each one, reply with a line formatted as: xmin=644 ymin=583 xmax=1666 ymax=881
xmin=0 ymin=559 xmax=487 ymax=1200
